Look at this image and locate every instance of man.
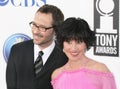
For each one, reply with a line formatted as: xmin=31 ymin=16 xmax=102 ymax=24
xmin=6 ymin=4 xmax=67 ymax=89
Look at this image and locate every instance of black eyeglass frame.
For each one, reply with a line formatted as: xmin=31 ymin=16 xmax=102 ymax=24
xmin=29 ymin=21 xmax=54 ymax=32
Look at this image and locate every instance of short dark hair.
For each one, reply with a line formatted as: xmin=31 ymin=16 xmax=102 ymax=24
xmin=36 ymin=4 xmax=64 ymax=27
xmin=56 ymin=17 xmax=96 ymax=50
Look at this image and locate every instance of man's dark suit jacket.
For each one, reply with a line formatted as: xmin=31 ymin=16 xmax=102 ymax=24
xmin=6 ymin=40 xmax=68 ymax=89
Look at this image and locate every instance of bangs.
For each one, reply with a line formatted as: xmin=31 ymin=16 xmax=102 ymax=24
xmin=62 ymin=19 xmax=86 ymax=43
xmin=63 ymin=32 xmax=84 ymax=43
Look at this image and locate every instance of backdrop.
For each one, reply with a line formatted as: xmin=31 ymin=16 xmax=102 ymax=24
xmin=0 ymin=0 xmax=120 ymax=89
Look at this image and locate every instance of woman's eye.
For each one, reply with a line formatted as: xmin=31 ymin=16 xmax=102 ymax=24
xmin=66 ymin=41 xmax=71 ymax=44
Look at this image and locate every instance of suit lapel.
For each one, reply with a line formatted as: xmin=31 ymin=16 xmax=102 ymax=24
xmin=26 ymin=40 xmax=35 ymax=77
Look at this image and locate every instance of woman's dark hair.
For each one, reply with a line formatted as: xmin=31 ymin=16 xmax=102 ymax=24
xmin=56 ymin=17 xmax=96 ymax=50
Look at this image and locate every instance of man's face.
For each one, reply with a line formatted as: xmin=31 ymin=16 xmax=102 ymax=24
xmin=31 ymin=12 xmax=55 ymax=49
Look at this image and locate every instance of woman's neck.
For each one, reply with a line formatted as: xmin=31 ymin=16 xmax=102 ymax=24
xmin=66 ymin=56 xmax=89 ymax=70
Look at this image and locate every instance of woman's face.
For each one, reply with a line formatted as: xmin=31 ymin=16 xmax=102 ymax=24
xmin=63 ymin=40 xmax=86 ymax=61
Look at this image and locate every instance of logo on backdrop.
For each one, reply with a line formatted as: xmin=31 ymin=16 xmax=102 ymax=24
xmin=3 ymin=33 xmax=31 ymax=62
xmin=0 ymin=0 xmax=46 ymax=6
xmin=94 ymin=0 xmax=119 ymax=57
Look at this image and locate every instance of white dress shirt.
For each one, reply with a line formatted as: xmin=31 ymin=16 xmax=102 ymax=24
xmin=34 ymin=41 xmax=55 ymax=65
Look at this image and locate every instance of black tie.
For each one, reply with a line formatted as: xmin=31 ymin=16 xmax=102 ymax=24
xmin=34 ymin=51 xmax=43 ymax=76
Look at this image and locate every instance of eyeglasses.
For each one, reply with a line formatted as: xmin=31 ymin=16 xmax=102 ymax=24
xmin=29 ymin=21 xmax=54 ymax=32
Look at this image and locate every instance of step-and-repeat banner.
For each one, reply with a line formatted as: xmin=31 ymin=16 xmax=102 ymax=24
xmin=0 ymin=0 xmax=120 ymax=89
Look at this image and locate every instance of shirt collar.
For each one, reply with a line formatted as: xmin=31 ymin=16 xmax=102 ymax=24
xmin=34 ymin=41 xmax=55 ymax=64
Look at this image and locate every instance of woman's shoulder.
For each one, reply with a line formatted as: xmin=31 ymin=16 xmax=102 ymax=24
xmin=87 ymin=59 xmax=110 ymax=73
xmin=51 ymin=66 xmax=64 ymax=80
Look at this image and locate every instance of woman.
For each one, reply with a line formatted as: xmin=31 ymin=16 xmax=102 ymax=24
xmin=51 ymin=17 xmax=117 ymax=89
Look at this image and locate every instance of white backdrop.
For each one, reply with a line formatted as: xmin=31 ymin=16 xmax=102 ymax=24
xmin=0 ymin=0 xmax=120 ymax=89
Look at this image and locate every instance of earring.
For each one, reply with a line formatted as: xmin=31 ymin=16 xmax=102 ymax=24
xmin=63 ymin=49 xmax=65 ymax=52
